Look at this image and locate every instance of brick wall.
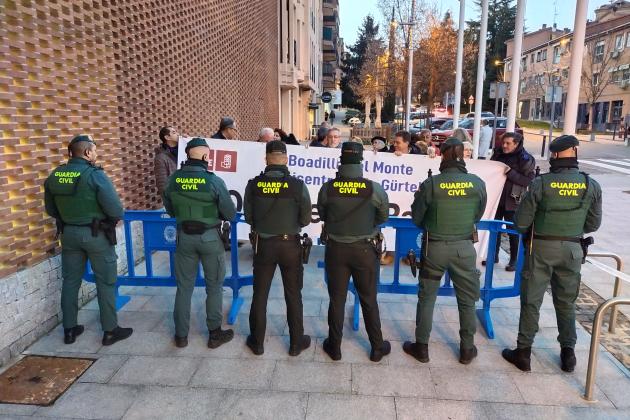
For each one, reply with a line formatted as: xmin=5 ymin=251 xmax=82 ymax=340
xmin=0 ymin=0 xmax=279 ymax=364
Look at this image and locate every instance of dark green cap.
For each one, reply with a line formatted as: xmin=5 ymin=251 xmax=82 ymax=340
xmin=266 ymin=140 xmax=287 ymax=154
xmin=440 ymin=136 xmax=463 ymax=154
xmin=341 ymin=141 xmax=363 ymax=156
xmin=185 ymin=137 xmax=209 ymax=153
xmin=68 ymin=135 xmax=96 ymax=148
xmin=549 ymin=135 xmax=579 ymax=153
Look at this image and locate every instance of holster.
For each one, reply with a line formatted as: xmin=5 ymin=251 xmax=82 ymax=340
xmin=301 ymin=233 xmax=313 ymax=264
xmin=407 ymin=250 xmax=417 ymax=278
xmin=250 ymin=229 xmax=259 ymax=254
xmin=99 ymin=219 xmax=118 ymax=245
xmin=372 ymin=232 xmax=385 ymax=260
xmin=54 ymin=219 xmax=65 ymax=240
xmin=320 ymin=223 xmax=328 ymax=246
xmin=418 ymin=231 xmax=441 ymax=281
xmin=91 ymin=217 xmax=100 ymax=238
xmin=181 ymin=220 xmax=206 ymax=235
xmin=580 ymin=236 xmax=594 ymax=264
xmin=472 ymin=224 xmax=479 ymax=243
xmin=221 ymin=221 xmax=231 ymax=248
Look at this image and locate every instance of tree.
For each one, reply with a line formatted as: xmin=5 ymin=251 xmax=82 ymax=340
xmin=349 ymin=39 xmax=388 ymax=126
xmin=581 ymin=35 xmax=617 ymax=127
xmin=340 ymin=15 xmax=380 ymax=109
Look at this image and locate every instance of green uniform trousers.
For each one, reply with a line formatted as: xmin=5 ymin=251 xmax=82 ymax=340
xmin=174 ymin=229 xmax=226 ymax=338
xmin=61 ymin=226 xmax=118 ymax=332
xmin=415 ymin=239 xmax=480 ymax=349
xmin=517 ymin=239 xmax=582 ymax=349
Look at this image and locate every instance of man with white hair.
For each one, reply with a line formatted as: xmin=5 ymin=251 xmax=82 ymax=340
xmin=258 ymin=127 xmax=274 ymax=143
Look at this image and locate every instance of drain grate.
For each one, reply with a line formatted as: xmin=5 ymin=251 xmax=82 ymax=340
xmin=0 ymin=355 xmax=94 ymax=406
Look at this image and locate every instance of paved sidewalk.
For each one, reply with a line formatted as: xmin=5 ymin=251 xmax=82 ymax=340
xmin=2 ymin=243 xmax=629 ymax=420
xmin=522 ymin=128 xmax=628 ymax=146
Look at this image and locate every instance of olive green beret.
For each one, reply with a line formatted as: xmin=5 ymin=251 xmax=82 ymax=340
xmin=549 ymin=135 xmax=579 ymax=153
xmin=266 ymin=140 xmax=287 ymax=154
xmin=68 ymin=135 xmax=96 ymax=148
xmin=440 ymin=136 xmax=463 ymax=154
xmin=341 ymin=141 xmax=363 ymax=157
xmin=185 ymin=137 xmax=209 ymax=153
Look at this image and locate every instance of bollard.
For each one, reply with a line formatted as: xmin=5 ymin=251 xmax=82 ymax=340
xmin=590 ymin=134 xmax=595 ymax=142
xmin=541 ymin=136 xmax=546 ymax=157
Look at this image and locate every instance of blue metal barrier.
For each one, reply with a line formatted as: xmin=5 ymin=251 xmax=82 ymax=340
xmin=317 ymin=217 xmax=524 ymax=339
xmin=83 ymin=210 xmax=253 ymax=324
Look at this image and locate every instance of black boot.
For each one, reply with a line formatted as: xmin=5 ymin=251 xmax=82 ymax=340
xmin=64 ymin=325 xmax=84 ymax=344
xmin=481 ymin=256 xmax=500 ymax=266
xmin=560 ymin=347 xmax=577 ymax=372
xmin=289 ymin=335 xmax=311 ymax=356
xmin=403 ymin=341 xmax=429 ymax=363
xmin=208 ymin=327 xmax=234 ymax=349
xmin=505 ymin=260 xmax=517 ymax=272
xmin=459 ymin=345 xmax=478 ymax=365
xmin=102 ymin=326 xmax=133 ymax=346
xmin=370 ymin=341 xmax=391 ymax=362
xmin=323 ymin=338 xmax=342 ymax=361
xmin=246 ymin=335 xmax=264 ymax=355
xmin=174 ymin=335 xmax=188 ymax=348
xmin=502 ymin=347 xmax=531 ymax=371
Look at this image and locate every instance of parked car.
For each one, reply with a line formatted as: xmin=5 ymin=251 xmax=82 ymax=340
xmin=463 ymin=112 xmax=495 ymax=119
xmin=342 ymin=109 xmax=361 ymax=124
xmin=409 ymin=118 xmax=452 ymax=134
xmin=348 ymin=116 xmax=361 ymax=126
xmin=430 ymin=117 xmax=523 ymax=149
xmin=433 ymin=107 xmax=449 ymax=118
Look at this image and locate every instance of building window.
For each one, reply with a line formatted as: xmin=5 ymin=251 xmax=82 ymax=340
xmin=593 ymin=72 xmax=599 ymax=86
xmin=520 ymin=81 xmax=526 ymax=93
xmin=553 ymin=46 xmax=561 ymax=63
xmin=521 ymin=57 xmax=527 ymax=71
xmin=623 ymin=68 xmax=630 ymax=81
xmin=542 ymin=49 xmax=547 ymax=61
xmin=626 ymin=32 xmax=630 ymax=48
xmin=531 ymin=54 xmax=534 ymax=64
xmin=562 ymin=69 xmax=569 ymax=79
xmin=567 ymin=42 xmax=571 ymax=52
xmin=615 ymin=34 xmax=624 ymax=51
xmin=594 ymin=41 xmax=604 ymax=63
xmin=508 ymin=62 xmax=512 ymax=71
xmin=612 ymin=70 xmax=619 ymax=83
xmin=536 ymin=51 xmax=541 ymax=62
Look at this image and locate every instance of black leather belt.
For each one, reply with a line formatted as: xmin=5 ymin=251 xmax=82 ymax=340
xmin=533 ymin=234 xmax=581 ymax=243
xmin=65 ymin=223 xmax=95 ymax=228
xmin=259 ymin=234 xmax=300 ymax=242
xmin=329 ymin=238 xmax=375 ymax=244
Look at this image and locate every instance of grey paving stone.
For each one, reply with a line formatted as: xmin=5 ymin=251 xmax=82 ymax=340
xmin=351 ymin=363 xmax=435 ymax=398
xmin=27 ymin=329 xmax=103 ymax=355
xmin=305 ymin=393 xmax=396 ymax=420
xmin=78 ymin=355 xmax=129 ymax=383
xmin=592 ymin=377 xmax=630 ymax=410
xmin=241 ymin=334 xmax=315 ymax=361
xmin=229 ymin=313 xmax=287 ymax=337
xmin=170 ymin=333 xmax=246 ymax=358
xmin=97 ymin=331 xmax=175 ymax=356
xmin=189 ymin=358 xmax=276 ymax=390
xmin=122 ymin=386 xmax=224 ymax=420
xmin=532 ymin=326 xmax=593 ymax=351
xmin=88 ymin=311 xmax=164 ymax=333
xmin=480 ymin=402 xmax=630 ymax=420
xmin=532 ymin=347 xmax=630 ymax=379
xmin=378 ymin=319 xmax=417 ymax=342
xmin=466 ymin=344 xmax=556 ymax=374
xmin=271 ymin=361 xmax=351 ymax=394
xmin=125 ymin=286 xmax=177 ymax=296
xmin=430 ymin=368 xmax=525 ymax=403
xmin=149 ymin=311 xmax=209 ymax=335
xmin=213 ymin=389 xmax=308 ymax=420
xmin=387 ymin=341 xmax=462 ymax=369
xmin=137 ymin=295 xmax=176 ymax=312
xmin=0 ymin=404 xmax=39 ymax=416
xmin=33 ymin=383 xmax=138 ymax=419
xmin=109 ymin=355 xmax=200 ymax=387
xmin=511 ymin=372 xmax=615 ymax=408
xmin=118 ymin=295 xmax=152 ymax=312
xmin=312 ymin=336 xmax=379 ymax=364
xmin=394 ymin=398 xmax=487 ymax=420
xmin=287 ymin=316 xmax=329 ymax=339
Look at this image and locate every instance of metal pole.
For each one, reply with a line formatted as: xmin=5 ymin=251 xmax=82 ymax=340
xmin=506 ymin=0 xmax=527 ymax=131
xmin=586 ymin=251 xmax=625 ymax=333
xmin=453 ymin=0 xmax=465 ymax=129
xmin=501 ymin=97 xmax=504 ymax=117
xmin=583 ymin=297 xmax=630 ymax=401
xmin=493 ymin=94 xmax=498 ymax=153
xmin=405 ymin=0 xmax=416 ymax=131
xmin=547 ymin=81 xmax=556 ymax=161
xmin=471 ymin=0 xmax=489 ymax=159
xmin=563 ymin=0 xmax=588 ymax=135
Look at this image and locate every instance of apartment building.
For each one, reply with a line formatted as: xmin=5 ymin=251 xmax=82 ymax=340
xmin=504 ymin=2 xmax=630 ymax=131
xmin=322 ymin=0 xmax=343 ymax=114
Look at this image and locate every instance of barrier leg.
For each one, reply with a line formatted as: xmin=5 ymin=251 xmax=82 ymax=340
xmin=476 ymin=299 xmax=495 ymax=339
xmin=115 ymin=285 xmax=131 ymax=311
xmin=228 ymin=287 xmax=245 ymax=325
xmin=353 ymin=292 xmax=360 ymax=331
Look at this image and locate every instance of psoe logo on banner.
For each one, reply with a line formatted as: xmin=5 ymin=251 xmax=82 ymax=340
xmin=215 ymin=150 xmax=237 ymax=172
xmin=206 ymin=149 xmax=216 ymax=171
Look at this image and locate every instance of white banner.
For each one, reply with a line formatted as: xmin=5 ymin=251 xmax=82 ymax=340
xmin=178 ymin=139 xmax=506 ymax=256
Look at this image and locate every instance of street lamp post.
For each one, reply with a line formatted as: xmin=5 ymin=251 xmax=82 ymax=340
xmin=392 ymin=0 xmax=416 ymax=131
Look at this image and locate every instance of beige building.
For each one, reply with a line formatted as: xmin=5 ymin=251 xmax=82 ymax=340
xmin=504 ymin=2 xmax=630 ymax=131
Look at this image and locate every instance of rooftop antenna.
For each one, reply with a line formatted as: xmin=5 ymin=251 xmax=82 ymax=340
xmin=552 ymin=0 xmax=558 ymax=30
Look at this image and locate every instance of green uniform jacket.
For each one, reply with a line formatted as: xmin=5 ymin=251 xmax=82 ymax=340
xmin=244 ymin=166 xmax=312 ymax=238
xmin=162 ymin=163 xmax=237 ymax=223
xmin=44 ymin=158 xmax=124 ymax=223
xmin=512 ymin=167 xmax=602 ymax=235
xmin=317 ymin=164 xmax=389 ymax=243
xmin=411 ymin=167 xmax=488 ymax=241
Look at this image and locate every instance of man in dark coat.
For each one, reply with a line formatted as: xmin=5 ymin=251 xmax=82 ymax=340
xmin=211 ymin=117 xmax=236 ymax=140
xmin=483 ymin=132 xmax=536 ymax=271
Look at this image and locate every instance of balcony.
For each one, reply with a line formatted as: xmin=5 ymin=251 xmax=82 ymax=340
xmin=323 ymin=0 xmax=339 ymax=9
xmin=279 ymin=63 xmax=298 ymax=89
xmin=323 ymin=13 xmax=339 ymax=29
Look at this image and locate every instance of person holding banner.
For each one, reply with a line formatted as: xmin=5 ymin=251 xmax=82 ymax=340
xmin=404 ymin=137 xmax=487 ymax=365
xmin=243 ymin=140 xmax=313 ymax=356
xmin=317 ymin=142 xmax=391 ymax=362
xmin=502 ymin=135 xmax=602 ymax=373
xmin=162 ymin=138 xmax=237 ymax=349
xmin=211 ymin=117 xmax=237 ymax=140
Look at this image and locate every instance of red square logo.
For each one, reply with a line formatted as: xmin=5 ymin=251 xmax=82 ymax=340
xmin=206 ymin=149 xmax=216 ymax=171
xmin=215 ymin=150 xmax=237 ymax=172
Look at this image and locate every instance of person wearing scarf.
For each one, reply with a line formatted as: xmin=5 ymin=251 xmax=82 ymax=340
xmin=484 ymin=132 xmax=536 ymax=271
xmin=405 ymin=137 xmax=488 ymax=366
xmin=502 ymin=135 xmax=602 ymax=373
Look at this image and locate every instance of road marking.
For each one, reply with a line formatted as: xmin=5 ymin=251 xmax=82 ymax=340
xmin=599 ymin=159 xmax=630 ymax=167
xmin=580 ymin=160 xmax=630 ymax=174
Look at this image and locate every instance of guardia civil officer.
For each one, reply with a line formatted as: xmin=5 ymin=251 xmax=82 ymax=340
xmin=405 ymin=137 xmax=487 ymax=364
xmin=44 ymin=135 xmax=133 ymax=346
xmin=162 ymin=138 xmax=237 ymax=349
xmin=317 ymin=142 xmax=391 ymax=362
xmin=502 ymin=135 xmax=602 ymax=372
xmin=244 ymin=141 xmax=312 ymax=356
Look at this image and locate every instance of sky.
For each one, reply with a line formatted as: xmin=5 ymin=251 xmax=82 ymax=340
xmin=339 ymin=0 xmax=611 ymax=47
